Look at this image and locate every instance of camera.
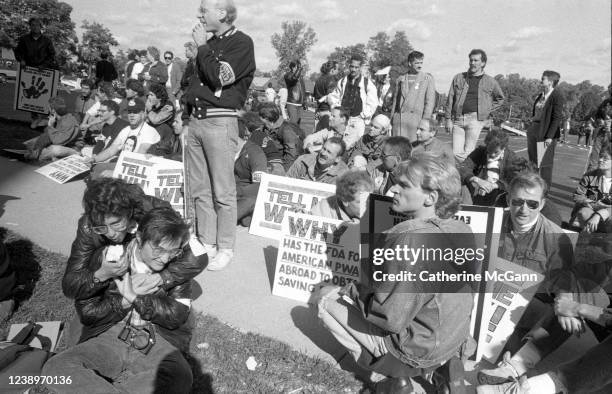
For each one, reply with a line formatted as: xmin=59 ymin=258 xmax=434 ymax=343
xmin=118 ymin=322 xmax=156 ymax=355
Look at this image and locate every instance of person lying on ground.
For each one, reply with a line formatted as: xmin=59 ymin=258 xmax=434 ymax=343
xmin=365 ymin=136 xmax=412 ymax=196
xmin=24 ymin=96 xmax=82 ymax=161
xmin=570 ymin=140 xmax=611 ymax=233
xmin=311 ymin=169 xmax=374 ymax=221
xmin=347 ymin=114 xmax=390 ymax=169
xmin=43 ymin=207 xmax=198 ymax=394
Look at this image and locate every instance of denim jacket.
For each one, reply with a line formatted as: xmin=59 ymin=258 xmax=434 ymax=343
xmin=445 ymin=72 xmax=504 ymax=121
xmin=347 ymin=217 xmax=475 ymax=368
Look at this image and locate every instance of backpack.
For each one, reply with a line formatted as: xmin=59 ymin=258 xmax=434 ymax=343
xmin=0 ymin=322 xmax=53 ymax=393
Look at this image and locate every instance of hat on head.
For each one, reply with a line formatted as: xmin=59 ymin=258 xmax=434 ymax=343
xmin=127 ymin=98 xmax=145 ymax=113
xmin=375 ymin=66 xmax=391 ymax=76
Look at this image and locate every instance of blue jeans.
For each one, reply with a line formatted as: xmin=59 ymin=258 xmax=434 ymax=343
xmin=186 ymin=116 xmax=240 ymax=249
xmin=452 ymin=113 xmax=486 ymax=162
xmin=41 ymin=324 xmax=192 ymax=394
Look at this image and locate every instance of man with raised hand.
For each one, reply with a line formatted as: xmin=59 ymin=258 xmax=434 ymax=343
xmin=185 ymin=0 xmax=256 ymax=271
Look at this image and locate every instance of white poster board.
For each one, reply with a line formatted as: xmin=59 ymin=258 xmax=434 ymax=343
xmin=14 ymin=65 xmax=59 ymax=114
xmin=272 ymin=212 xmax=360 ymax=303
xmin=35 ymin=154 xmax=91 ymax=184
xmin=144 ymin=162 xmax=185 ymax=217
xmin=250 ymin=174 xmax=336 ymax=239
xmin=113 ymin=151 xmax=185 ymax=217
xmin=112 ymin=151 xmax=158 ymax=189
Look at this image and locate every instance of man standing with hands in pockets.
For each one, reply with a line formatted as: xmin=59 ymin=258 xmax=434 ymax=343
xmin=184 ymin=0 xmax=256 ymax=271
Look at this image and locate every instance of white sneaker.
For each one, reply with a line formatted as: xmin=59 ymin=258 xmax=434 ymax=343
xmin=207 ymin=249 xmax=233 ymax=271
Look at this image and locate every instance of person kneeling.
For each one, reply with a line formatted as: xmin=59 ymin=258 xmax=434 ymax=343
xmin=42 ymin=207 xmax=194 ymax=394
xmin=317 ymin=153 xmax=475 ymax=392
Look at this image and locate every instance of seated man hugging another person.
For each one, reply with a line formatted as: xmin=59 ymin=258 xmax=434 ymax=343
xmin=43 ymin=207 xmax=197 ymax=393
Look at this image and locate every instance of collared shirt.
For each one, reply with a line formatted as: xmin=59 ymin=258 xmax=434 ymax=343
xmin=286 ymin=153 xmax=348 ymax=184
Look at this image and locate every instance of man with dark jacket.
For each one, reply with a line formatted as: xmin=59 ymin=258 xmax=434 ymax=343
xmin=185 ymin=0 xmax=256 ymax=271
xmin=284 ymin=59 xmax=307 ymax=125
xmin=43 ymin=207 xmax=201 ymax=393
xmin=14 ymin=17 xmax=57 ymax=69
xmin=527 ymin=70 xmax=564 ymax=188
xmin=254 ymin=103 xmax=302 ymax=173
xmin=95 ymin=52 xmax=118 ymax=87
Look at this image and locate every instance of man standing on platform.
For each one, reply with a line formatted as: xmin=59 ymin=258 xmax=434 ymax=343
xmin=445 ymin=49 xmax=504 ymax=162
xmin=390 ymin=51 xmax=436 ymax=143
xmin=185 ymin=0 xmax=256 ymax=271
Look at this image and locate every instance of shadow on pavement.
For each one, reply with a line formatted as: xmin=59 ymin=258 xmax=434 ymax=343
xmin=263 ymin=245 xmax=278 ymax=291
xmin=0 ymin=195 xmax=19 ymax=219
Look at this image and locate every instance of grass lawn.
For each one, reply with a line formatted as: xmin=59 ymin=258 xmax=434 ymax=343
xmin=0 ymin=117 xmax=41 ymax=151
xmin=0 ymin=228 xmax=364 ymax=393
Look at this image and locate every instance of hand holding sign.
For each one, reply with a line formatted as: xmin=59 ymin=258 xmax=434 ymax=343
xmin=21 ymin=75 xmax=49 ymax=99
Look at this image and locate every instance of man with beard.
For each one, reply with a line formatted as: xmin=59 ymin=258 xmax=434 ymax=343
xmin=286 ymin=137 xmax=348 ymax=184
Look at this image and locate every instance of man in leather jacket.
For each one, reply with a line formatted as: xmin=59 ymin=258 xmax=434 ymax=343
xmin=43 ymin=207 xmax=201 ymax=393
xmin=62 ymin=178 xmax=207 ymax=347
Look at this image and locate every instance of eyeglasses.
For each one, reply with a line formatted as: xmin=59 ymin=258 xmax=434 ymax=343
xmin=92 ymin=218 xmax=132 ymax=235
xmin=149 ymin=243 xmax=184 ymax=260
xmin=510 ymin=198 xmax=540 ymax=210
xmin=164 ymin=57 xmax=172 ymax=60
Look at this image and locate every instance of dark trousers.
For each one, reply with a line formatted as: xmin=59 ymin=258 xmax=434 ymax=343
xmin=527 ymin=124 xmax=556 ymax=188
xmin=236 ymin=183 xmax=260 ymax=222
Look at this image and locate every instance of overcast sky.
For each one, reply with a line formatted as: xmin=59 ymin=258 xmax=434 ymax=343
xmin=65 ymin=0 xmax=611 ymax=90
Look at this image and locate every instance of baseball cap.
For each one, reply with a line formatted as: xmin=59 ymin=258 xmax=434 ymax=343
xmin=126 ymin=98 xmax=145 ymax=113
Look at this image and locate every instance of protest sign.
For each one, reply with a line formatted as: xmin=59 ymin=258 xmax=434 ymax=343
xmin=272 ymin=212 xmax=360 ymax=303
xmin=35 ymin=154 xmax=91 ymax=184
xmin=144 ymin=161 xmax=185 ymax=217
xmin=112 ymin=151 xmax=185 ymax=216
xmin=14 ymin=65 xmax=59 ymax=114
xmin=477 ymin=256 xmax=543 ymax=362
xmin=250 ymin=174 xmax=336 ymax=239
xmin=112 ymin=151 xmax=158 ymax=189
xmin=361 ymin=194 xmax=506 ymax=361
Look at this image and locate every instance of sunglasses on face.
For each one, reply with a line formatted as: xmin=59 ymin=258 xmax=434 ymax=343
xmin=164 ymin=57 xmax=172 ymax=60
xmin=510 ymin=198 xmax=540 ymax=209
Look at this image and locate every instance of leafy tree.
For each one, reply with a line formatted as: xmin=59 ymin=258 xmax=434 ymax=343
xmin=309 ymin=71 xmax=320 ymax=83
xmin=572 ymin=91 xmax=602 ymax=121
xmin=78 ymin=20 xmax=119 ymax=75
xmin=270 ymin=20 xmax=317 ymax=80
xmin=326 ymin=43 xmax=367 ymax=75
xmin=491 ymin=73 xmax=540 ymax=125
xmin=0 ymin=0 xmax=78 ymax=71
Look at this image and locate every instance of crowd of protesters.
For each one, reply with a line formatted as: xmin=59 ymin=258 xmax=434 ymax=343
xmin=2 ymin=0 xmax=612 ymax=393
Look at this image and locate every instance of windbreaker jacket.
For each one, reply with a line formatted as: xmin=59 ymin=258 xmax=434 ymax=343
xmin=445 ymin=72 xmax=504 ymax=121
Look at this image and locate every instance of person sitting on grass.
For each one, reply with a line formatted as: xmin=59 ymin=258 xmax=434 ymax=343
xmin=317 ymin=153 xmax=475 ymax=393
xmin=458 ymin=128 xmax=517 ymax=206
xmin=365 ymin=136 xmax=412 ymax=196
xmin=311 ymin=170 xmax=374 ymax=221
xmin=61 ymin=178 xmax=207 ymax=346
xmin=347 ymin=114 xmax=391 ymax=169
xmin=411 ymin=118 xmax=454 ymax=166
xmin=43 ymin=207 xmax=196 ymax=393
xmin=24 ymin=96 xmax=82 ymax=161
xmin=569 ymin=140 xmax=612 ymax=233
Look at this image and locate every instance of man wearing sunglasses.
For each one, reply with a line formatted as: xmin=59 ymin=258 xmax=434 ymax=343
xmin=478 ymin=172 xmax=580 ymax=388
xmin=44 ymin=207 xmax=197 ymax=393
xmin=164 ymin=51 xmax=184 ymax=107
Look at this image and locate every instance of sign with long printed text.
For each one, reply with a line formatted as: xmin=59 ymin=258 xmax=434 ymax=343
xmin=35 ymin=154 xmax=91 ymax=184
